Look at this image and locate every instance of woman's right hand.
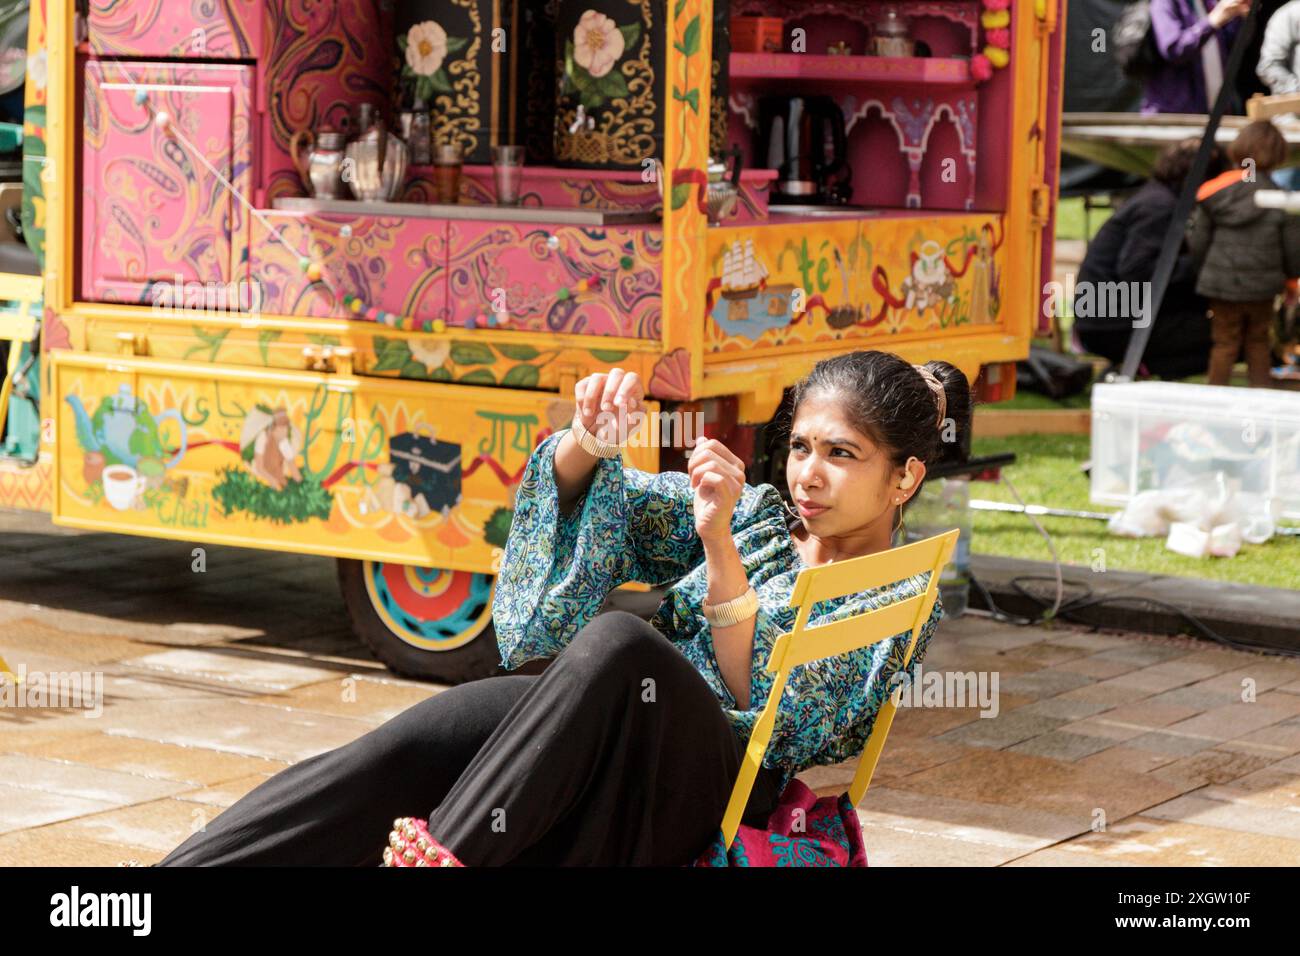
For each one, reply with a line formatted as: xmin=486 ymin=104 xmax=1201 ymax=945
xmin=573 ymin=367 xmax=645 ymax=447
xmin=1209 ymin=0 xmax=1249 ymax=29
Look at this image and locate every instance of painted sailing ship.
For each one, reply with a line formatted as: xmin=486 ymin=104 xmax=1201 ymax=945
xmin=719 ymin=238 xmax=768 ymax=300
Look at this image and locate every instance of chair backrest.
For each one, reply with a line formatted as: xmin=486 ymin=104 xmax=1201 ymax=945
xmin=719 ymin=528 xmax=959 ymax=850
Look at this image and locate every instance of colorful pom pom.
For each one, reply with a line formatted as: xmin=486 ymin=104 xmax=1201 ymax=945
xmin=349 ymin=297 xmax=363 ymax=314
xmin=983 ymin=0 xmax=1010 ymax=9
xmin=619 ymin=255 xmax=634 ymax=270
xmin=133 ymin=89 xmax=148 ymax=107
xmin=305 ymin=261 xmax=323 ymax=282
xmin=433 ymin=318 xmax=446 ymax=333
xmin=576 ymin=279 xmax=590 ymax=293
xmin=466 ymin=316 xmax=476 ymax=329
xmin=981 ymin=9 xmax=1009 ymax=28
xmin=985 ymin=45 xmax=1010 ymax=68
xmin=987 ymin=27 xmax=1010 ymax=48
xmin=556 ymin=287 xmax=570 ymax=301
xmin=971 ymin=53 xmax=993 ymax=82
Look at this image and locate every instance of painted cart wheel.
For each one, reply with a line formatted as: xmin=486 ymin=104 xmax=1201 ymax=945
xmin=337 ymin=559 xmax=512 ymax=683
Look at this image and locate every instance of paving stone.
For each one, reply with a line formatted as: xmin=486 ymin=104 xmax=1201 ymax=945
xmin=115 ymin=648 xmax=346 ymax=693
xmin=1057 ymin=680 xmax=1153 ymax=708
xmin=999 ymin=643 xmax=1091 ymax=667
xmin=997 ymin=669 xmax=1096 ymax=701
xmin=0 ymin=828 xmax=156 ymax=866
xmin=933 ymin=710 xmax=1069 ymax=749
xmin=1049 ymin=656 xmax=1141 ymax=680
xmin=1160 ymin=698 xmax=1300 ymax=744
xmin=52 ymin=798 xmax=217 ymax=854
xmin=890 ymin=750 xmax=1185 ymax=824
xmin=174 ymin=773 xmax=277 ymax=809
xmin=242 ymin=675 xmax=438 ymax=723
xmin=0 ymin=783 xmax=119 ymax=837
xmin=1141 ymin=683 xmax=1245 ymax=712
xmin=856 ymin=786 xmax=1086 ymax=854
xmin=1014 ymin=697 xmax=1114 ymax=721
xmin=1103 ymin=666 xmax=1204 ymax=694
xmin=1003 ymin=846 xmax=1142 ymax=866
xmin=0 ymin=753 xmax=190 ymax=805
xmin=1143 ymin=793 xmax=1300 ymax=842
xmin=0 ymin=731 xmax=288 ymax=785
xmin=1124 ymin=730 xmax=1219 ymax=757
xmin=1008 ymin=731 xmax=1117 ymax=762
xmin=1148 ymin=750 xmax=1276 ymax=792
xmin=1092 ymin=644 xmax=1192 ymax=667
xmin=1036 ymin=632 xmax=1135 ymax=653
xmin=1037 ymin=815 xmax=1300 ymax=867
xmin=1077 ymin=746 xmax=1181 ymax=775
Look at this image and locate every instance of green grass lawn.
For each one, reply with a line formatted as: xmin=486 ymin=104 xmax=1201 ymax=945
xmin=969 ymin=433 xmax=1300 ymax=590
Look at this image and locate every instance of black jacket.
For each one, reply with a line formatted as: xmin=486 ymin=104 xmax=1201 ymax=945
xmin=1188 ymin=170 xmax=1300 ymax=302
xmin=1075 ymin=180 xmax=1208 ymax=350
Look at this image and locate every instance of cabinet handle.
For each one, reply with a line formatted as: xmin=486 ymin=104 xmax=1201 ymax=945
xmin=116 ymin=331 xmax=148 ymax=356
xmin=302 ymin=344 xmax=355 ymax=374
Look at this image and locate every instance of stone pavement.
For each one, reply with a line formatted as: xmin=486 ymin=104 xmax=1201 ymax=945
xmin=2 ymin=507 xmax=1300 ymax=866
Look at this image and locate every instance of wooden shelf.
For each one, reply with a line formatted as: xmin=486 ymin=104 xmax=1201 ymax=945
xmin=729 ymin=52 xmax=972 ymax=85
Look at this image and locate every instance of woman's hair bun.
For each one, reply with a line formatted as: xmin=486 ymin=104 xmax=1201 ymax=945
xmin=921 ymin=360 xmax=973 ymax=468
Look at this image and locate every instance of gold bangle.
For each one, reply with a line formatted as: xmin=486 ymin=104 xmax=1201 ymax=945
xmin=569 ymin=416 xmax=622 ymax=459
xmin=703 ymin=585 xmax=759 ymax=627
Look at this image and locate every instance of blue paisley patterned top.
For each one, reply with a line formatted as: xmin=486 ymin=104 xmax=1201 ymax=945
xmin=492 ymin=429 xmax=944 ymax=799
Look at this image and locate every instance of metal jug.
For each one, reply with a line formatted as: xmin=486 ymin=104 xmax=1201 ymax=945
xmin=289 ymin=126 xmax=349 ymax=199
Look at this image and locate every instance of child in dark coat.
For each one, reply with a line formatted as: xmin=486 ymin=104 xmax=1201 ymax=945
xmin=1187 ymin=120 xmax=1300 ymax=386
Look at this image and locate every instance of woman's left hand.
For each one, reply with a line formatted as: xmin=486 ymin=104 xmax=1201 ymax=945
xmin=687 ymin=438 xmax=746 ymax=544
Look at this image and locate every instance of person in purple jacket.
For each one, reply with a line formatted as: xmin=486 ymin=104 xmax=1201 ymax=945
xmin=1143 ymin=0 xmax=1253 ymax=114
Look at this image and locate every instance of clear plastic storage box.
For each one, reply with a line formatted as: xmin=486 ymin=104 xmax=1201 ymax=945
xmin=1090 ymin=382 xmax=1300 ymax=521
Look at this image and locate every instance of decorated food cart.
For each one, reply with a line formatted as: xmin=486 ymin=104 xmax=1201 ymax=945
xmin=0 ymin=0 xmax=1065 ymax=681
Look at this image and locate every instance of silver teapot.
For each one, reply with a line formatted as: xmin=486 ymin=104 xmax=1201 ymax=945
xmin=345 ymin=107 xmax=409 ymax=202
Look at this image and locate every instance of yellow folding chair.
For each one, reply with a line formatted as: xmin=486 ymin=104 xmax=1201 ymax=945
xmin=720 ymin=527 xmax=959 ymax=850
xmin=0 ymin=272 xmax=42 ymax=440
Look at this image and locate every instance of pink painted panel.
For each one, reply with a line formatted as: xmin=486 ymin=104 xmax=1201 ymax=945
xmin=81 ymin=60 xmax=254 ymax=305
xmin=446 ymin=222 xmax=662 ymax=339
xmin=249 ymin=212 xmax=448 ymax=323
xmin=87 ymin=0 xmax=265 ymax=58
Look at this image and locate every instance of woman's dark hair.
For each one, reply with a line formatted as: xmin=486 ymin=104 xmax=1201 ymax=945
xmin=1152 ymin=137 xmax=1225 ymax=192
xmin=784 ymin=350 xmax=973 ymax=487
xmin=1228 ymin=120 xmax=1288 ymax=173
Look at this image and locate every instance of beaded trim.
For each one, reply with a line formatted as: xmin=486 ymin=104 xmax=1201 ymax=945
xmin=381 ymin=817 xmax=466 ymax=868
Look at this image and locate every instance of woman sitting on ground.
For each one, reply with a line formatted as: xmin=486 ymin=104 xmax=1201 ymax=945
xmin=157 ymin=349 xmax=969 ymax=867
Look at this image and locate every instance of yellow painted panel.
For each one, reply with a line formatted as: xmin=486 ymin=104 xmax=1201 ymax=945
xmin=50 ymin=351 xmax=659 ymax=571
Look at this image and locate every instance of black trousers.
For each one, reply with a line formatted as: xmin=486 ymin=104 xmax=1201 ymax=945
xmin=157 ymin=610 xmax=787 ymax=866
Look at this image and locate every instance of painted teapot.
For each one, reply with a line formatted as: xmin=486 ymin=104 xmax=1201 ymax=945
xmin=66 ymin=384 xmax=187 ymax=471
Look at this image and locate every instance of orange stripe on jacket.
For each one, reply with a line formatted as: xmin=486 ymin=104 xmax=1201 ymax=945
xmin=1197 ymin=168 xmax=1246 ymax=201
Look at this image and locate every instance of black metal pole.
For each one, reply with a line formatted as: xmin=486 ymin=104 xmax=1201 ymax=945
xmin=1115 ymin=2 xmax=1263 ymax=382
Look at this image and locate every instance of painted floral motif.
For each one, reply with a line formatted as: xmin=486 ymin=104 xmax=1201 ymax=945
xmin=492 ymin=430 xmax=945 ymax=800
xmin=398 ymin=19 xmax=469 ymax=102
xmin=563 ymin=10 xmax=640 ymax=109
xmin=574 ymin=10 xmax=625 ymax=78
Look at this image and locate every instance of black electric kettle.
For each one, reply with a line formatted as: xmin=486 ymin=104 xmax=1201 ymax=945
xmin=757 ymin=95 xmax=850 ymax=205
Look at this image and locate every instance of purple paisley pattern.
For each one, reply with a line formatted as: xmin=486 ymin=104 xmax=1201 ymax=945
xmin=263 ymin=1 xmax=395 ymax=202
xmin=493 ymin=430 xmax=944 ymax=802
